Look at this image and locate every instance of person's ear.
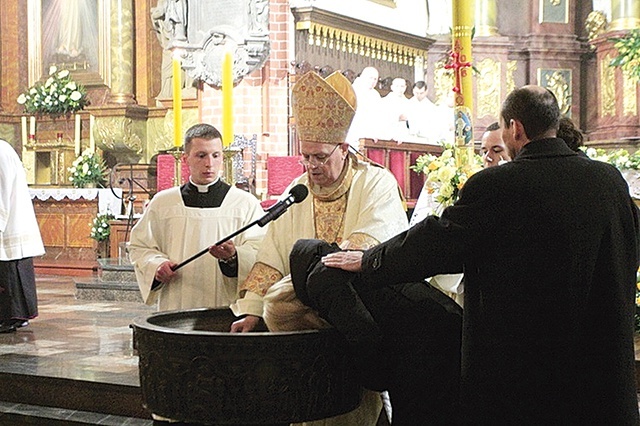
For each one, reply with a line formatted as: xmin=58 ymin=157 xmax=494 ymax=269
xmin=512 ymin=119 xmax=527 ymax=141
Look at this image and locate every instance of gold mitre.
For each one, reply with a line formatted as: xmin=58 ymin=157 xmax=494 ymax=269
xmin=292 ymin=71 xmax=357 ymax=144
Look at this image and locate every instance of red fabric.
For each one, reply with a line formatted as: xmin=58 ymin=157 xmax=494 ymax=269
xmin=366 ymin=149 xmax=385 ymax=166
xmin=388 ymin=150 xmax=406 ymax=196
xmin=409 ymin=152 xmax=426 ymax=200
xmin=266 ymin=156 xmax=304 ymax=196
xmin=156 ymin=154 xmax=190 ymax=192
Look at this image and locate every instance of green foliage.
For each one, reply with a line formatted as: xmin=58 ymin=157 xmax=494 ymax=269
xmin=583 ymin=147 xmax=640 ymax=170
xmin=68 ymin=149 xmax=106 ymax=188
xmin=609 ymin=29 xmax=640 ymax=81
xmin=90 ymin=212 xmax=115 ymax=242
xmin=17 ymin=66 xmax=89 ymax=117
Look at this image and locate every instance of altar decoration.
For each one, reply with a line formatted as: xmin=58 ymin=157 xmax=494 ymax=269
xmin=609 ymin=28 xmax=640 ymax=81
xmin=411 ymin=145 xmax=482 ymax=213
xmin=583 ymin=147 xmax=640 ymax=199
xmin=90 ymin=211 xmax=115 ymax=242
xmin=68 ymin=149 xmax=106 ymax=188
xmin=17 ymin=66 xmax=89 ymax=117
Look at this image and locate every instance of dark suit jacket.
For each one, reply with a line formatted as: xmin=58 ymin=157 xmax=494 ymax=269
xmin=359 ymin=138 xmax=640 ymax=424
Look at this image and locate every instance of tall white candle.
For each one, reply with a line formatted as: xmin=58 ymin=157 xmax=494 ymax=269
xmin=29 ymin=116 xmax=35 ymax=137
xmin=89 ymin=115 xmax=95 ymax=152
xmin=21 ymin=117 xmax=27 ymax=146
xmin=75 ymin=114 xmax=81 ymax=156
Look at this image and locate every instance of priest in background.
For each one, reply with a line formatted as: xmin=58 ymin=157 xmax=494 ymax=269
xmin=0 ymin=140 xmax=44 ymax=333
xmin=128 ymin=123 xmax=265 ymax=312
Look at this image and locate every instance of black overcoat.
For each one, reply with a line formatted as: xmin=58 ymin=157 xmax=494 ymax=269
xmin=359 ymin=138 xmax=640 ymax=424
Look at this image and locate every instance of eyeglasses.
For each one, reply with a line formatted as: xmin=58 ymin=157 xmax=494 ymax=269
xmin=299 ymin=144 xmax=340 ymax=167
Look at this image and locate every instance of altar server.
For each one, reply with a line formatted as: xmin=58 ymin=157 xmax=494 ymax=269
xmin=0 ymin=140 xmax=44 ymax=333
xmin=128 ymin=123 xmax=265 ymax=312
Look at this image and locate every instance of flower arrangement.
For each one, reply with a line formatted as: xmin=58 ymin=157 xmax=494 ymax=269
xmin=411 ymin=145 xmax=483 ymax=212
xmin=16 ymin=65 xmax=89 ymax=117
xmin=609 ymin=28 xmax=640 ymax=81
xmin=582 ymin=147 xmax=640 ymax=170
xmin=90 ymin=212 xmax=115 ymax=242
xmin=68 ymin=149 xmax=106 ymax=188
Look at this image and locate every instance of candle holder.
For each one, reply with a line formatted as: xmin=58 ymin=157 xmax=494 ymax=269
xmin=168 ymin=147 xmax=183 ymax=187
xmin=222 ymin=146 xmax=241 ymax=186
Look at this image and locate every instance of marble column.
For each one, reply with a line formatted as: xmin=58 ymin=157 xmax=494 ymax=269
xmin=610 ymin=0 xmax=640 ymax=31
xmin=474 ymin=0 xmax=498 ymax=37
xmin=109 ymin=0 xmax=136 ymax=104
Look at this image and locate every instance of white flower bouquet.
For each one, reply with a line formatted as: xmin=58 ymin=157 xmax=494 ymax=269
xmin=411 ymin=145 xmax=483 ymax=211
xmin=90 ymin=212 xmax=115 ymax=242
xmin=68 ymin=149 xmax=106 ymax=188
xmin=17 ymin=66 xmax=89 ymax=117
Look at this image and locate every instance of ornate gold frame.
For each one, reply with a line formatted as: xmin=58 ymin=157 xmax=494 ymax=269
xmin=27 ymin=0 xmax=111 ymax=87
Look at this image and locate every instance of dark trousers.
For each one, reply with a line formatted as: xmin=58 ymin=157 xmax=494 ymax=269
xmin=290 ymin=240 xmax=462 ymax=425
xmin=0 ymin=257 xmax=38 ymax=322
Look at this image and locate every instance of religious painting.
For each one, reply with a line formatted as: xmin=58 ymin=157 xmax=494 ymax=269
xmin=539 ymin=0 xmax=568 ymax=24
xmin=28 ymin=0 xmax=110 ymax=87
xmin=538 ymin=68 xmax=572 ymax=116
xmin=368 ymin=0 xmax=397 ymax=7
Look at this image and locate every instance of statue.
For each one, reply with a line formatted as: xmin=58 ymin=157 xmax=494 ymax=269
xmin=248 ymin=0 xmax=269 ymax=35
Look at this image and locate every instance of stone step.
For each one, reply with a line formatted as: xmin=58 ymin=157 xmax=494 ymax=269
xmin=97 ymin=258 xmax=136 ymax=282
xmin=74 ymin=278 xmax=143 ymax=303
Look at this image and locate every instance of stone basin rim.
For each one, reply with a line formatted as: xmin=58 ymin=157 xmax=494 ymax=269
xmin=131 ymin=307 xmax=328 ymax=337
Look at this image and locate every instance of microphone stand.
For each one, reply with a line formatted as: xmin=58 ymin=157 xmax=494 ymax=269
xmin=170 ymin=218 xmax=260 ymax=271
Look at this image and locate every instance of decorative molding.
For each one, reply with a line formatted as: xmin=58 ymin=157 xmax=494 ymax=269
xmin=367 ymin=0 xmax=397 ymax=7
xmin=477 ymin=58 xmax=500 ymax=119
xmin=291 ymin=7 xmax=431 ymax=66
xmin=539 ymin=0 xmax=568 ymax=24
xmin=506 ymin=60 xmax=517 ymax=94
xmin=601 ymin=54 xmax=616 ymax=117
xmin=623 ymin=70 xmax=638 ymax=117
xmin=538 ymin=68 xmax=572 ymax=115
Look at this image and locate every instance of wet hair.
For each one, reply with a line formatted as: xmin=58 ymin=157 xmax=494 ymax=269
xmin=184 ymin=123 xmax=223 ymax=152
xmin=485 ymin=121 xmax=500 ymax=132
xmin=500 ymin=87 xmax=560 ymax=141
xmin=557 ymin=116 xmax=584 ymax=152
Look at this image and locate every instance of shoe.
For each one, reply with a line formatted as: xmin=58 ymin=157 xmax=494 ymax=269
xmin=9 ymin=319 xmax=28 ymax=328
xmin=0 ymin=323 xmax=16 ymax=333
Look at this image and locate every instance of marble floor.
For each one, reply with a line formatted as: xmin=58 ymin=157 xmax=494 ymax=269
xmin=0 ymin=274 xmax=155 ymax=425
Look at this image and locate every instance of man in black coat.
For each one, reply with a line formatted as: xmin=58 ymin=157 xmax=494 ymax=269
xmin=312 ymin=85 xmax=640 ymax=424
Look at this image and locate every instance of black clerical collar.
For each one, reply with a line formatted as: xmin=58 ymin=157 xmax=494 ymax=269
xmin=181 ymin=179 xmax=231 ymax=208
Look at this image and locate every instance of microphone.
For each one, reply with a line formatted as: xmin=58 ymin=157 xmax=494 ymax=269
xmin=170 ymin=184 xmax=309 ymax=271
xmin=257 ymin=184 xmax=308 ymax=227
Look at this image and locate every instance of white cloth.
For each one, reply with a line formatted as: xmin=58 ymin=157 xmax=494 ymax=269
xmin=346 ymin=87 xmax=383 ymax=148
xmin=128 ymin=186 xmax=265 ymax=311
xmin=29 ymin=187 xmax=123 ymax=216
xmin=0 ymin=141 xmax=45 ymax=260
xmin=379 ymin=93 xmax=410 ymax=141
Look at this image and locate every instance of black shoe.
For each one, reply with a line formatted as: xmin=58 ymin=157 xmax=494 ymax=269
xmin=0 ymin=323 xmax=16 ymax=333
xmin=9 ymin=319 xmax=28 ymax=328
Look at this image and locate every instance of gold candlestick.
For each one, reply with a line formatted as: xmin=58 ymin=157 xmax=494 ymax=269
xmin=169 ymin=147 xmax=183 ymax=187
xmin=223 ymin=147 xmax=241 ymax=186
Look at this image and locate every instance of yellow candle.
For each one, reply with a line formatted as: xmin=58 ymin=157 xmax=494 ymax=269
xmin=222 ymin=51 xmax=233 ymax=148
xmin=21 ymin=117 xmax=27 ymax=146
xmin=75 ymin=114 xmax=81 ymax=155
xmin=172 ymin=54 xmax=183 ymax=148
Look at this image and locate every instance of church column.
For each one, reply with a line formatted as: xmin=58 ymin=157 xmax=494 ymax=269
xmin=610 ymin=0 xmax=640 ymax=31
xmin=109 ymin=0 xmax=136 ymax=104
xmin=451 ymin=0 xmax=475 ymax=166
xmin=474 ymin=0 xmax=498 ymax=37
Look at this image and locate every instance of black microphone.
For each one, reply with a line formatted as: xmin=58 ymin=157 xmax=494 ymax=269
xmin=257 ymin=184 xmax=308 ymax=227
xmin=170 ymin=184 xmax=309 ymax=271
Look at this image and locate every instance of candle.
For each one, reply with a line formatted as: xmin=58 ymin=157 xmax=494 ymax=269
xmin=222 ymin=50 xmax=233 ymax=148
xmin=89 ymin=114 xmax=95 ymax=152
xmin=29 ymin=116 xmax=35 ymax=137
xmin=172 ymin=53 xmax=183 ymax=148
xmin=21 ymin=117 xmax=27 ymax=146
xmin=75 ymin=114 xmax=81 ymax=155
